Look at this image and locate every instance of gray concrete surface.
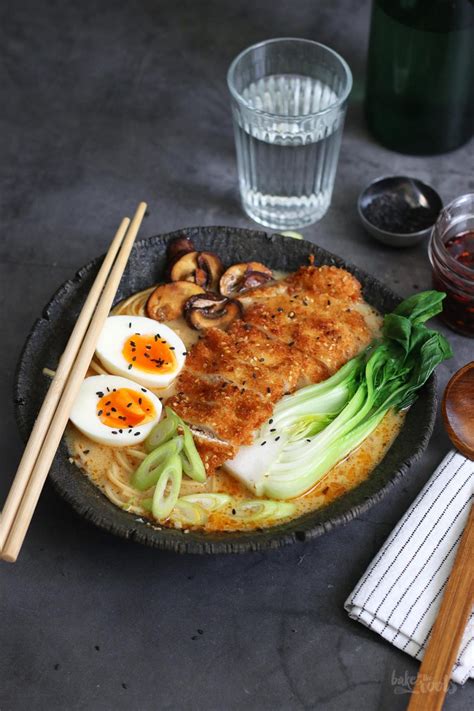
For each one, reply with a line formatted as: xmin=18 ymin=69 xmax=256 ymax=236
xmin=1 ymin=1 xmax=473 ymax=709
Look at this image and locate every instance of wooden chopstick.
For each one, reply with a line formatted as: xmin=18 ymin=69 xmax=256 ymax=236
xmin=407 ymin=504 xmax=474 ymax=711
xmin=1 ymin=201 xmax=147 ymax=562
xmin=0 ymin=216 xmax=130 ymax=553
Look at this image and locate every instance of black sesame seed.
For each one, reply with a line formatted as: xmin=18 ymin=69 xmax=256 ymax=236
xmin=141 ymin=388 xmax=147 ymax=392
xmin=134 ymin=432 xmax=140 ymax=436
xmin=83 ymin=449 xmax=90 ymax=455
xmin=270 ymin=428 xmax=276 ymax=432
xmin=105 ymin=400 xmax=111 ymax=405
xmin=306 ymin=439 xmax=311 ymax=442
xmin=269 ymin=419 xmax=273 ymax=424
xmin=267 ymin=387 xmax=271 ymax=394
xmin=111 ymin=407 xmax=117 ymax=412
xmin=170 ymin=346 xmax=175 ymax=350
xmin=126 ymin=403 xmax=132 ymax=408
xmin=275 ymin=436 xmax=280 ymax=441
xmin=97 ymin=409 xmax=103 ymax=416
xmin=138 ymin=398 xmax=142 ymax=404
xmin=260 ymin=441 xmax=266 ymax=446
xmin=144 ymin=353 xmax=150 ymax=358
xmin=232 ymin=508 xmax=236 ymax=515
xmin=132 ymin=357 xmax=136 ymax=362
xmin=96 ymin=391 xmax=104 ymax=398
xmin=128 ymin=364 xmax=132 ymax=370
xmin=130 ymin=341 xmax=136 ymax=347
xmin=118 ymin=429 xmax=123 ymax=433
xmin=112 ymin=431 xmax=117 ymax=435
xmin=128 ymin=322 xmax=132 ymax=328
xmin=106 ymin=412 xmax=111 ymax=416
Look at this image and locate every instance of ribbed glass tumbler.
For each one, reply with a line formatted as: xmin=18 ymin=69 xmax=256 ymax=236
xmin=227 ymin=38 xmax=352 ymax=230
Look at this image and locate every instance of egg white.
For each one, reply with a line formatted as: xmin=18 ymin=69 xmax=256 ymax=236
xmin=95 ymin=315 xmax=186 ymax=389
xmin=69 ymin=375 xmax=162 ymax=446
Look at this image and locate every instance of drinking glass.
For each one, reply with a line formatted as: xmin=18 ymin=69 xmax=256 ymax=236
xmin=227 ymin=38 xmax=352 ymax=230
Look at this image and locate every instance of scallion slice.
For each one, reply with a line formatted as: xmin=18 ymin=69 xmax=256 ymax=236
xmin=171 ymin=499 xmax=208 ymax=526
xmin=180 ymin=493 xmax=231 ymax=512
xmin=144 ymin=407 xmax=181 ymax=453
xmin=180 ymin=422 xmax=206 ymax=483
xmin=233 ymin=500 xmax=296 ymax=521
xmin=152 ymin=454 xmax=182 ymax=520
xmin=132 ymin=436 xmax=183 ymax=491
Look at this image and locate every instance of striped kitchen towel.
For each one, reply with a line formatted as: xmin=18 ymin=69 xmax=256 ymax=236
xmin=345 ymin=449 xmax=473 ymax=684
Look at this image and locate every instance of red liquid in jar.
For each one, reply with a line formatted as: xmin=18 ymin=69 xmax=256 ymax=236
xmin=433 ymin=230 xmax=474 ymax=336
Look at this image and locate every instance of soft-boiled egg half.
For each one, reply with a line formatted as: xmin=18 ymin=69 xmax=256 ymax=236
xmin=70 ymin=375 xmax=162 ymax=446
xmin=95 ymin=315 xmax=186 ymax=389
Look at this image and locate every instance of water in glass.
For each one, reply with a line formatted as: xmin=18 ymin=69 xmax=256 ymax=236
xmin=233 ymin=74 xmax=344 ymax=229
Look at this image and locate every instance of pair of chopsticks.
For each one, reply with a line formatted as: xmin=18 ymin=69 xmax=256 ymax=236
xmin=0 ymin=201 xmax=148 ymax=563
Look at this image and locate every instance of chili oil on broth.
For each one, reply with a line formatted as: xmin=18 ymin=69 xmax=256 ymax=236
xmin=66 ymin=282 xmax=405 ymax=532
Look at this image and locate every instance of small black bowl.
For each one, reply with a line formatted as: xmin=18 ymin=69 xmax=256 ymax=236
xmin=358 ymin=176 xmax=443 ymax=247
xmin=14 ymin=227 xmax=437 ymax=554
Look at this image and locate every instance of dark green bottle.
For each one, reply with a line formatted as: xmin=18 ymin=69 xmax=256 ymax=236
xmin=365 ymin=0 xmax=474 ymax=155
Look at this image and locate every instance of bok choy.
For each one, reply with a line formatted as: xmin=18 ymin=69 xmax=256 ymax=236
xmin=225 ymin=291 xmax=452 ymax=500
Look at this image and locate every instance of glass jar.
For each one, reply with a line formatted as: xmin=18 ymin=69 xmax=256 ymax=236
xmin=428 ymin=194 xmax=474 ymax=337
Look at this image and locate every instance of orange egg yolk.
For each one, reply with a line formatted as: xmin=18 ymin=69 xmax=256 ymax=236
xmin=122 ymin=333 xmax=176 ymax=374
xmin=96 ymin=388 xmax=156 ymax=429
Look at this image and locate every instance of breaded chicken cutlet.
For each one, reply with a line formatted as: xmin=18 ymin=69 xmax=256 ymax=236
xmin=166 ymin=265 xmax=376 ymax=473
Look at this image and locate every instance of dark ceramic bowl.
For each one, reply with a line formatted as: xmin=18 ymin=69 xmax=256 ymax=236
xmin=14 ymin=227 xmax=437 ymax=553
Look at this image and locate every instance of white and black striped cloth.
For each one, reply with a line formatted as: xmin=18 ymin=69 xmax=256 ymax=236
xmin=345 ymin=450 xmax=473 ymax=684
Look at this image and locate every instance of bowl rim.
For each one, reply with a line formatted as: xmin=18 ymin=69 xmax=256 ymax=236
xmin=13 ymin=226 xmax=437 ymax=554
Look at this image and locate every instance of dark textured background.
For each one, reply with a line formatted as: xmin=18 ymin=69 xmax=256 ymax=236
xmin=1 ymin=0 xmax=472 ymax=709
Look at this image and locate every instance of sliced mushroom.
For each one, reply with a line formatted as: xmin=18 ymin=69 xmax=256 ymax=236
xmin=146 ymin=281 xmax=205 ymax=322
xmin=184 ymin=293 xmax=242 ymax=331
xmin=166 ymin=236 xmax=195 ymax=261
xmin=242 ymin=270 xmax=273 ymax=290
xmin=219 ymin=262 xmax=273 ymax=297
xmin=170 ymin=251 xmax=224 ymax=291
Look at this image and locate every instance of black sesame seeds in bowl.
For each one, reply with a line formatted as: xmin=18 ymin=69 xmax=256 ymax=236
xmin=358 ymin=176 xmax=443 ymax=248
